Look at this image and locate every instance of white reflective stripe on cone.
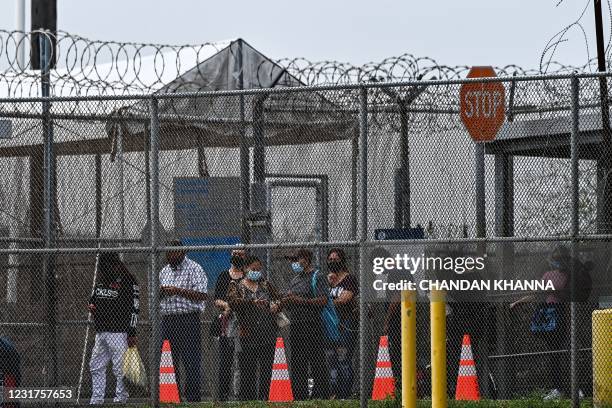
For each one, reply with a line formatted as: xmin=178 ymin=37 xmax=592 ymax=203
xmin=460 ymin=344 xmax=474 ymax=361
xmin=378 ymin=347 xmax=391 ymax=361
xmin=160 ymin=372 xmax=177 ymax=384
xmin=161 ymin=352 xmax=173 ymax=366
xmin=458 ymin=363 xmax=477 ymax=377
xmin=374 ymin=367 xmax=394 ymax=379
xmin=271 ymin=369 xmax=290 ymax=380
xmin=274 ymin=348 xmax=286 ymax=363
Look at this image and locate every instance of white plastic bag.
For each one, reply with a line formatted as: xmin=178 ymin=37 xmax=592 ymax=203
xmin=123 ymin=346 xmax=147 ymax=387
xmin=275 ymin=311 xmax=290 ymax=328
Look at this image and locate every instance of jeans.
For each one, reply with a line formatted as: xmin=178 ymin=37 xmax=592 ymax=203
xmin=541 ymin=305 xmax=569 ymax=394
xmin=161 ymin=312 xmax=202 ymax=402
xmin=289 ymin=320 xmax=330 ymax=400
xmin=327 ymin=320 xmax=357 ymax=398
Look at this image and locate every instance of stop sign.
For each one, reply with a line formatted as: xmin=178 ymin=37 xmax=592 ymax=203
xmin=460 ymin=66 xmax=506 ymax=142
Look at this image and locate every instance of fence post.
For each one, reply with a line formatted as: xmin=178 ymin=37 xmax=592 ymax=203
xmin=41 ymin=32 xmax=58 ymax=387
xmin=149 ymin=96 xmax=161 ymax=407
xmin=569 ymin=74 xmax=579 ymax=408
xmin=474 ymin=142 xmax=491 ymax=397
xmin=358 ymin=85 xmax=369 ymax=408
xmin=430 ymin=290 xmax=447 ymax=408
xmin=475 ymin=143 xmax=486 ymax=238
xmin=401 ymin=290 xmax=417 ymax=408
xmin=118 ymin=124 xmax=126 ymax=250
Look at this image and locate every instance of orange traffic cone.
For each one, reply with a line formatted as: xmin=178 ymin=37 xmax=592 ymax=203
xmin=371 ymin=335 xmax=395 ymax=400
xmin=159 ymin=340 xmax=180 ymax=403
xmin=268 ymin=337 xmax=294 ymax=402
xmin=3 ymin=373 xmax=18 ymax=408
xmin=455 ymin=334 xmax=480 ymax=401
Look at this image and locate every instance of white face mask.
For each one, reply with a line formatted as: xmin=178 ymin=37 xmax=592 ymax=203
xmin=246 ymin=270 xmax=263 ymax=281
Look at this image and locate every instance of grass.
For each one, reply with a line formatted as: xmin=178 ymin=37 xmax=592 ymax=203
xmin=109 ymin=398 xmax=609 ymax=408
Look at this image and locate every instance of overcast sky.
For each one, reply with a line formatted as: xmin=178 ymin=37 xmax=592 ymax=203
xmin=0 ymin=0 xmax=609 ymax=70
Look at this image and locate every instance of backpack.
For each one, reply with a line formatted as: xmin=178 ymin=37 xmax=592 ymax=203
xmin=530 ymin=304 xmax=559 ymax=333
xmin=311 ymin=270 xmax=341 ymax=342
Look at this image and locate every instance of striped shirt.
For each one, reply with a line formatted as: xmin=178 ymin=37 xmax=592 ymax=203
xmin=159 ymin=256 xmax=208 ymax=315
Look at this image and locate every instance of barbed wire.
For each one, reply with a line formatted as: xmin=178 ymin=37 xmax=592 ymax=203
xmin=0 ymin=29 xmax=608 ymax=131
xmin=0 ymin=30 xmax=601 ymax=92
xmin=0 ymin=30 xmax=230 ymax=97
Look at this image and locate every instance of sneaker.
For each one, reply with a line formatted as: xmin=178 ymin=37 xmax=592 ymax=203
xmin=543 ymin=389 xmax=562 ymax=400
xmin=579 ymin=389 xmax=585 ymax=399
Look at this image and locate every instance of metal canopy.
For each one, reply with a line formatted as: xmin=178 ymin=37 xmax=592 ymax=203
xmin=0 ymin=120 xmax=355 ymax=157
xmin=113 ymin=38 xmax=356 ymax=150
xmin=484 ymin=112 xmax=607 ymax=160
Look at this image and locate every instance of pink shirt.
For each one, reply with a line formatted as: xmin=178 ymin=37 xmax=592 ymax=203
xmin=542 ymin=269 xmax=568 ymax=304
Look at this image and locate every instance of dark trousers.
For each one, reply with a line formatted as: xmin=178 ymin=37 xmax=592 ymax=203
xmin=327 ymin=320 xmax=357 ymax=398
xmin=388 ymin=329 xmax=402 ymax=389
xmin=217 ymin=336 xmax=235 ymax=401
xmin=238 ymin=336 xmax=276 ymax=401
xmin=289 ymin=321 xmax=330 ymax=400
xmin=542 ymin=306 xmax=569 ymax=394
xmin=162 ymin=312 xmax=202 ymax=402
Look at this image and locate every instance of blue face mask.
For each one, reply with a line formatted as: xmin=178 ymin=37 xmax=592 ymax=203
xmin=291 ymin=262 xmax=304 ymax=273
xmin=246 ymin=270 xmax=263 ymax=281
xmin=549 ymin=260 xmax=561 ymax=270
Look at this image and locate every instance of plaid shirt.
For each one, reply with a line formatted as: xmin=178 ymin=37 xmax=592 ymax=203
xmin=159 ymin=256 xmax=208 ymax=316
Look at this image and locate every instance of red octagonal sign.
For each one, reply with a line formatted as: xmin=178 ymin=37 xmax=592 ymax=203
xmin=460 ymin=66 xmax=506 ymax=142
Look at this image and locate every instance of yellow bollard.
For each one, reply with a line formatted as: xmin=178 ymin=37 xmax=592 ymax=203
xmin=430 ymin=289 xmax=447 ymax=408
xmin=593 ymin=309 xmax=612 ymax=407
xmin=401 ymin=290 xmax=417 ymax=408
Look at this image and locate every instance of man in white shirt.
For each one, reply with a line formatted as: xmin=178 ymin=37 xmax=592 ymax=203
xmin=159 ymin=240 xmax=208 ymax=402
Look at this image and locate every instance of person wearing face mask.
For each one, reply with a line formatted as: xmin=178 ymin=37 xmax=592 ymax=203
xmin=326 ymin=248 xmax=359 ymax=399
xmin=282 ymin=249 xmax=330 ymax=400
xmin=212 ymin=249 xmax=246 ymax=401
xmin=510 ymin=246 xmax=572 ymax=400
xmin=227 ymin=256 xmax=281 ymax=401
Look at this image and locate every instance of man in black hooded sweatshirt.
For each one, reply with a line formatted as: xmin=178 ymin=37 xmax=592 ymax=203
xmin=88 ymin=252 xmax=139 ymax=405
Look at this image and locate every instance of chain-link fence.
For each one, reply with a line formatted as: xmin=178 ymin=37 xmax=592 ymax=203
xmin=0 ymin=73 xmax=610 ymax=407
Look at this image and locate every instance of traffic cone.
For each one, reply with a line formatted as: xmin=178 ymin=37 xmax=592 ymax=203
xmin=159 ymin=340 xmax=180 ymax=403
xmin=371 ymin=335 xmax=395 ymax=400
xmin=3 ymin=373 xmax=18 ymax=408
xmin=268 ymin=337 xmax=294 ymax=402
xmin=455 ymin=334 xmax=480 ymax=401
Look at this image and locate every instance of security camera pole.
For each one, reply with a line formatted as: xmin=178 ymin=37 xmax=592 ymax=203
xmin=594 ymin=0 xmax=612 ymax=234
xmin=32 ymin=0 xmax=58 ymax=387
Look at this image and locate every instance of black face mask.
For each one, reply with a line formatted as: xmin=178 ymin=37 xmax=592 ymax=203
xmin=327 ymin=261 xmax=343 ymax=273
xmin=230 ymin=255 xmax=245 ymax=269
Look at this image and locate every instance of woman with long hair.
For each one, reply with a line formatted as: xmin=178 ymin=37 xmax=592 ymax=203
xmin=326 ymin=248 xmax=359 ymax=399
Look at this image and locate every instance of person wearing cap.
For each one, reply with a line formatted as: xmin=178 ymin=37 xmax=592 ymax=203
xmin=159 ymin=240 xmax=208 ymax=402
xmin=282 ymin=248 xmax=330 ymax=400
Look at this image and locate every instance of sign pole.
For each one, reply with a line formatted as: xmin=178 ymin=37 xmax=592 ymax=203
xmin=430 ymin=289 xmax=447 ymax=408
xmin=401 ymin=289 xmax=417 ymax=408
